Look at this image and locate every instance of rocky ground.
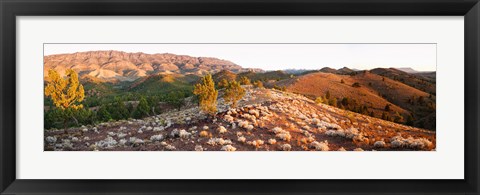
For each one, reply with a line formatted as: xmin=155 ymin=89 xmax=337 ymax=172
xmin=44 ymin=87 xmax=436 ymax=151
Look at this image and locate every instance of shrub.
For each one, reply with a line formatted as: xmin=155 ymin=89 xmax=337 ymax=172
xmin=109 ymin=98 xmax=129 ymax=120
xmin=384 ymin=104 xmax=391 ymax=112
xmin=223 ymin=80 xmax=245 ymax=108
xmin=239 ymin=76 xmax=251 ymax=85
xmin=253 ymin=80 xmax=264 ymax=88
xmin=132 ymin=96 xmax=150 ymax=119
xmin=199 ymin=130 xmax=209 ymax=137
xmin=315 ymin=97 xmax=324 ymax=104
xmin=352 ymin=82 xmax=361 ymax=88
xmin=193 ymin=74 xmax=218 ymax=117
xmin=217 ymin=79 xmax=229 ymax=89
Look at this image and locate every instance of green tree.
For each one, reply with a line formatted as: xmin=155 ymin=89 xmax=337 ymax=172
xmin=315 ymin=96 xmax=324 ymax=104
xmin=329 ymin=98 xmax=337 ymax=107
xmin=393 ymin=111 xmax=403 ymax=123
xmin=326 ymin=90 xmax=331 ymax=100
xmin=194 ymin=74 xmax=218 ymax=117
xmin=223 ymin=80 xmax=245 ymax=108
xmin=384 ymin=104 xmax=391 ymax=112
xmin=406 ymin=114 xmax=415 ymax=126
xmin=44 ymin=108 xmax=65 ymax=129
xmin=253 ymin=80 xmax=264 ymax=88
xmin=109 ymin=98 xmax=129 ymax=120
xmin=44 ymin=69 xmax=85 ymax=133
xmin=133 ymin=96 xmax=150 ymax=119
xmin=97 ymin=105 xmax=112 ymax=122
xmin=341 ymin=97 xmax=349 ymax=106
xmin=239 ymin=76 xmax=251 ymax=85
xmin=217 ymin=79 xmax=229 ymax=89
xmin=73 ymin=108 xmax=95 ymax=126
xmin=352 ymin=82 xmax=361 ymax=88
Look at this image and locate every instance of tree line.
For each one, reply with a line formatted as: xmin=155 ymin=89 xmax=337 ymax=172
xmin=44 ymin=69 xmax=190 ymax=131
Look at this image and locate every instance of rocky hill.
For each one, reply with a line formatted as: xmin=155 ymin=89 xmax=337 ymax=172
xmin=44 ymin=50 xmax=261 ymax=82
xmin=274 ymin=71 xmax=436 ymax=130
xmin=44 ymin=87 xmax=435 ymax=151
xmin=370 ymin=68 xmax=436 ymax=94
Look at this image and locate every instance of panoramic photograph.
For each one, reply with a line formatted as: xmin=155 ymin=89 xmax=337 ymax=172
xmin=43 ymin=44 xmax=436 ymax=151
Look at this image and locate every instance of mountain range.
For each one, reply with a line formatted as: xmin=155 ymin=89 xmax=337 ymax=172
xmin=44 ymin=50 xmax=261 ymax=82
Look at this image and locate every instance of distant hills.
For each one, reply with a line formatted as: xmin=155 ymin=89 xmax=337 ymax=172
xmin=44 ymin=50 xmax=261 ymax=82
xmin=396 ymin=67 xmax=421 ymax=74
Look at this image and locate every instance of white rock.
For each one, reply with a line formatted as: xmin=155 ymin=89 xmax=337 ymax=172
xmin=150 ymin=134 xmax=165 ymax=142
xmin=217 ymin=126 xmax=227 ymax=134
xmin=374 ymin=141 xmax=386 ymax=148
xmin=221 ymin=145 xmax=237 ymax=151
xmin=153 ymin=126 xmax=164 ymax=132
xmin=310 ymin=141 xmax=329 ymax=151
xmin=268 ymin=139 xmax=277 ymax=145
xmin=165 ymin=145 xmax=176 ymax=151
xmin=195 ymin=145 xmax=203 ymax=151
xmin=237 ymin=136 xmax=246 ymax=143
xmin=280 ymin=144 xmax=292 ymax=151
xmin=46 ymin=136 xmax=57 ymax=143
xmin=179 ymin=129 xmax=191 ymax=139
xmin=117 ymin=133 xmax=127 ymax=139
xmin=96 ymin=137 xmax=118 ymax=148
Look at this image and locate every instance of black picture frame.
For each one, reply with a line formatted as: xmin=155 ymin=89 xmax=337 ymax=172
xmin=1 ymin=0 xmax=479 ymax=194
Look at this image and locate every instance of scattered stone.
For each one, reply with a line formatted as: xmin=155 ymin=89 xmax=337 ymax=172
xmin=179 ymin=129 xmax=191 ymax=139
xmin=96 ymin=137 xmax=117 ymax=148
xmin=374 ymin=141 xmax=386 ymax=148
xmin=310 ymin=141 xmax=329 ymax=151
xmin=268 ymin=139 xmax=277 ymax=145
xmin=150 ymin=134 xmax=165 ymax=142
xmin=195 ymin=145 xmax=203 ymax=151
xmin=117 ymin=133 xmax=127 ymax=139
xmin=237 ymin=136 xmax=246 ymax=143
xmin=221 ymin=145 xmax=237 ymax=151
xmin=170 ymin=129 xmax=180 ymax=138
xmin=279 ymin=144 xmax=292 ymax=151
xmin=165 ymin=145 xmax=176 ymax=151
xmin=217 ymin=126 xmax=227 ymax=134
xmin=46 ymin=136 xmax=57 ymax=143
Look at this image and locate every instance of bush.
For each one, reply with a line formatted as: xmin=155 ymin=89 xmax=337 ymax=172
xmin=217 ymin=79 xmax=228 ymax=89
xmin=239 ymin=76 xmax=251 ymax=85
xmin=315 ymin=97 xmax=324 ymax=104
xmin=384 ymin=104 xmax=391 ymax=112
xmin=132 ymin=96 xmax=150 ymax=119
xmin=109 ymin=98 xmax=129 ymax=120
xmin=253 ymin=80 xmax=264 ymax=88
xmin=352 ymin=82 xmax=361 ymax=88
xmin=194 ymin=74 xmax=218 ymax=116
xmin=97 ymin=105 xmax=112 ymax=122
xmin=223 ymin=80 xmax=245 ymax=108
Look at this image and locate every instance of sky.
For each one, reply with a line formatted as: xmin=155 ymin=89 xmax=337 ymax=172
xmin=44 ymin=44 xmax=436 ymax=71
